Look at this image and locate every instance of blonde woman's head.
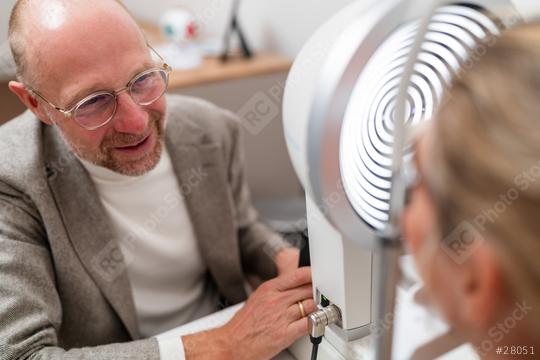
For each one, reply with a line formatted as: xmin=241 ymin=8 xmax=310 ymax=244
xmin=403 ymin=21 xmax=540 ymax=356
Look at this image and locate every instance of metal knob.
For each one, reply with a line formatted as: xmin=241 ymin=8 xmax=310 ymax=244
xmin=308 ymin=304 xmax=341 ymax=338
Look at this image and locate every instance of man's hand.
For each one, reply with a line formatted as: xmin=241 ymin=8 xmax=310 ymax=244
xmin=183 ymin=267 xmax=315 ymax=360
xmin=222 ymin=266 xmax=315 ymax=359
xmin=275 ymin=247 xmax=300 ymax=276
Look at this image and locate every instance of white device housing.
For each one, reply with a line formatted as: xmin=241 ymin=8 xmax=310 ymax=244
xmin=283 ymin=0 xmax=527 ymax=357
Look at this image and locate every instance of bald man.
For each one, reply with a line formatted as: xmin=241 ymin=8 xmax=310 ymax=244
xmin=0 ymin=0 xmax=315 ymax=359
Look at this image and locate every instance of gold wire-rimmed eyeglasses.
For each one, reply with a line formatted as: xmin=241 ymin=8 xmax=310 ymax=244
xmin=26 ymin=44 xmax=172 ymax=131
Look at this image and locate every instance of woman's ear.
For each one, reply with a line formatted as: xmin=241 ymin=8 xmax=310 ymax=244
xmin=9 ymin=81 xmax=55 ymax=125
xmin=459 ymin=243 xmax=507 ymax=329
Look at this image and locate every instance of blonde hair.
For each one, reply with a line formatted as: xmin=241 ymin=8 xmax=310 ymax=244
xmin=428 ymin=21 xmax=540 ymax=334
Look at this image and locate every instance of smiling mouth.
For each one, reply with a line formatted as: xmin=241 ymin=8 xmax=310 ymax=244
xmin=115 ymin=133 xmax=151 ymax=150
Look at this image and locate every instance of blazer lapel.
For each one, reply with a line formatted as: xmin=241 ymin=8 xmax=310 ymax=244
xmin=165 ymin=125 xmax=247 ymax=304
xmin=42 ymin=126 xmax=140 ymax=340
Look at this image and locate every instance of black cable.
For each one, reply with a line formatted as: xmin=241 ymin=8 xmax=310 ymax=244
xmin=310 ymin=335 xmax=322 ymax=360
xmin=311 ymin=343 xmax=319 ymax=360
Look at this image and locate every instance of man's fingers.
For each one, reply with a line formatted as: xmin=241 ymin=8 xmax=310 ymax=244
xmin=282 ymin=284 xmax=314 ymax=305
xmin=273 ymin=267 xmax=312 ymax=291
xmin=287 ymin=317 xmax=309 ymax=341
xmin=286 ymin=298 xmax=317 ymax=321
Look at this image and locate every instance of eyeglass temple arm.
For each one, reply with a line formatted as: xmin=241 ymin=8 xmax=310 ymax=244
xmin=146 ymin=43 xmax=171 ymax=71
xmin=27 ymin=88 xmax=71 ymax=116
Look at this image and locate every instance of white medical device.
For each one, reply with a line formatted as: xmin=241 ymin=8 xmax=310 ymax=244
xmin=283 ymin=0 xmax=533 ymax=358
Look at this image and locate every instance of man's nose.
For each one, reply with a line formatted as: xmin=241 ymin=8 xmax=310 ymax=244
xmin=112 ymin=92 xmax=149 ymax=134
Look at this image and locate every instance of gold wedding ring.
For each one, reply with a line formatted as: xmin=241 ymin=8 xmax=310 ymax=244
xmin=297 ymin=301 xmax=306 ymax=318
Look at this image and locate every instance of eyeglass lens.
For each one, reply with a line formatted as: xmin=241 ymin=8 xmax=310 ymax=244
xmin=74 ymin=69 xmax=168 ymax=129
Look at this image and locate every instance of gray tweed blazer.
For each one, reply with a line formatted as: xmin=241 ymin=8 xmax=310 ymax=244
xmin=0 ymin=95 xmax=286 ymax=359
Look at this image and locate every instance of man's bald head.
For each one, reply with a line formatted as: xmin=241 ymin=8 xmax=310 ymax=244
xmin=8 ymin=0 xmax=141 ymax=86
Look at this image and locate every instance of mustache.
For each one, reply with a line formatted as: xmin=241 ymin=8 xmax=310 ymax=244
xmin=101 ymin=118 xmax=160 ymax=148
xmin=104 ymin=133 xmax=148 ymax=148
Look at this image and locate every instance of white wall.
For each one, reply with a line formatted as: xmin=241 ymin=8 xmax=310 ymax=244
xmin=0 ymin=1 xmax=16 ymax=80
xmin=124 ymin=0 xmax=357 ymax=58
xmin=0 ymin=0 xmax=356 ymax=64
xmin=0 ymin=1 xmax=13 ymax=42
xmin=3 ymin=0 xmax=540 ymax=58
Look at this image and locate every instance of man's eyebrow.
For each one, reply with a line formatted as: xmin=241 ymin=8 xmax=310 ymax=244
xmin=64 ymin=61 xmax=155 ymax=108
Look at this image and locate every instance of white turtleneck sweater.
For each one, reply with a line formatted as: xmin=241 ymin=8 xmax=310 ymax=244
xmin=81 ymin=146 xmax=220 ymax=360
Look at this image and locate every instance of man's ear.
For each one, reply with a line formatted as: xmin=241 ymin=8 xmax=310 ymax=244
xmin=460 ymin=243 xmax=507 ymax=329
xmin=8 ymin=81 xmax=54 ymax=125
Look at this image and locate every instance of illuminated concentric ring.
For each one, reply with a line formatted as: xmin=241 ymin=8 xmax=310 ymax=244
xmin=340 ymin=5 xmax=503 ymax=230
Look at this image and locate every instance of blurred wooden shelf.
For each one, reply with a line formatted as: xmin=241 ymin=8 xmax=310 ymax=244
xmin=138 ymin=20 xmax=292 ymax=90
xmin=168 ymin=53 xmax=292 ymax=89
